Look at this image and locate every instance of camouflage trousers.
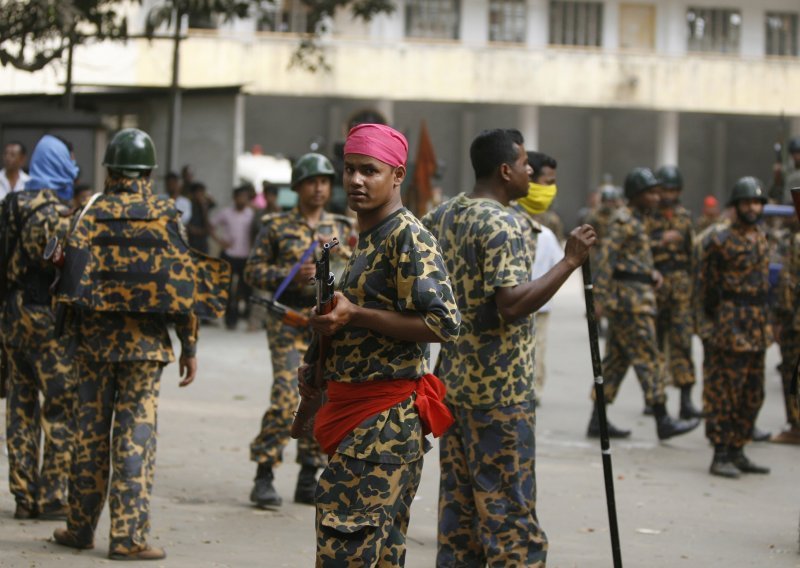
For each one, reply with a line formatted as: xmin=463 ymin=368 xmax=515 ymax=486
xmin=250 ymin=314 xmax=325 ymax=468
xmin=703 ymin=348 xmax=765 ymax=449
xmin=655 ymin=273 xmax=695 ymax=388
xmin=437 ymin=401 xmax=547 ymax=568
xmin=67 ymin=360 xmax=163 ymax=553
xmin=5 ymin=341 xmax=74 ymax=511
xmin=315 ymin=452 xmax=423 ymax=567
xmin=778 ymin=329 xmax=800 ymax=429
xmin=597 ymin=311 xmax=666 ymax=407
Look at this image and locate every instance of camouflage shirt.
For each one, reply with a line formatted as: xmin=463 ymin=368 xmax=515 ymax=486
xmin=699 ymin=220 xmax=771 ymax=352
xmin=328 ymin=208 xmax=460 ymax=464
xmin=73 ymin=178 xmax=198 ymax=363
xmin=648 ymin=205 xmax=694 ymax=272
xmin=594 ymin=206 xmax=657 ymax=315
xmin=244 ymin=208 xmax=353 ymax=307
xmin=1 ymin=190 xmax=71 ymax=349
xmin=422 ymin=193 xmax=534 ymax=409
xmin=776 ymin=231 xmax=800 ymax=330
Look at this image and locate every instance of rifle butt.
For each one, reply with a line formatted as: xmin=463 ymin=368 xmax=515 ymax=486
xmin=291 ymin=395 xmax=323 ymax=439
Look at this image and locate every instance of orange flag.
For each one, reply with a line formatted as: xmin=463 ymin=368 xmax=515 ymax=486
xmin=410 ymin=120 xmax=437 ymax=217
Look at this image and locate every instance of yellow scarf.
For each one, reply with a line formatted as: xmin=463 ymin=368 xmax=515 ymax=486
xmin=517 ymin=182 xmax=557 ymax=216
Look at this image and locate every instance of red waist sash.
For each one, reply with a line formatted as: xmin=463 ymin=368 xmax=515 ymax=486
xmin=313 ymin=374 xmax=454 ymax=457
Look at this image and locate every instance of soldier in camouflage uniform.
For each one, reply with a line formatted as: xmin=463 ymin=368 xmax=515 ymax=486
xmin=424 ymin=129 xmax=595 ymax=567
xmin=52 ymin=129 xmax=202 ymax=561
xmin=589 ymin=167 xmax=701 ymax=440
xmin=245 ymin=153 xmax=353 ymax=508
xmin=699 ymin=177 xmax=772 ymax=478
xmin=773 ymin=229 xmax=800 ymax=444
xmin=1 ymin=135 xmax=77 ymax=520
xmin=649 ymin=166 xmax=702 ymax=419
xmin=306 ymin=123 xmax=460 ymax=567
xmin=584 ymin=184 xmax=623 ymax=271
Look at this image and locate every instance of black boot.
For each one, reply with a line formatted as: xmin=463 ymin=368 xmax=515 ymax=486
xmin=250 ymin=463 xmax=282 ymax=508
xmin=679 ymin=386 xmax=704 ymax=420
xmin=586 ymin=406 xmax=631 ymax=439
xmin=653 ymin=403 xmax=700 ymax=440
xmin=709 ymin=445 xmax=740 ymax=478
xmin=294 ymin=465 xmax=318 ymax=505
xmin=729 ymin=447 xmax=770 ymax=474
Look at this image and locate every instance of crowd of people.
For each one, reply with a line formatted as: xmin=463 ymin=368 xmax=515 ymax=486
xmin=0 ymin=121 xmax=798 ymax=567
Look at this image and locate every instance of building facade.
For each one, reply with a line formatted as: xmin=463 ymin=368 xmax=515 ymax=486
xmin=1 ymin=0 xmax=799 ymax=224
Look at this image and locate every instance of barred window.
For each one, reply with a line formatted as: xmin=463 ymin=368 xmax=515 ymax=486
xmin=549 ymin=1 xmax=603 ymax=47
xmin=406 ymin=0 xmax=460 ymax=40
xmin=686 ymin=7 xmax=741 ymax=54
xmin=489 ymin=0 xmax=526 ymax=43
xmin=766 ymin=12 xmax=798 ymax=56
xmin=257 ymin=0 xmax=313 ymax=34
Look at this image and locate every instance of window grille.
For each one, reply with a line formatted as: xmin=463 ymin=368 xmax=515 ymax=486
xmin=549 ymin=1 xmax=603 ymax=47
xmin=686 ymin=7 xmax=741 ymax=54
xmin=765 ymin=12 xmax=798 ymax=56
xmin=489 ymin=0 xmax=527 ymax=43
xmin=406 ymin=0 xmax=460 ymax=40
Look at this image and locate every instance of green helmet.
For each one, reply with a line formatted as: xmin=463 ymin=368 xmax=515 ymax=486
xmin=599 ymin=184 xmax=623 ymax=202
xmin=728 ymin=176 xmax=767 ymax=205
xmin=656 ymin=165 xmax=683 ymax=189
xmin=788 ymin=136 xmax=800 ymax=154
xmin=624 ymin=167 xmax=659 ymax=200
xmin=103 ymin=128 xmax=157 ymax=174
xmin=291 ymin=153 xmax=335 ymax=188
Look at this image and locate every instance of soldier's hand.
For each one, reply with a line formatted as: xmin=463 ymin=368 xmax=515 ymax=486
xmin=179 ymin=356 xmax=197 ymax=387
xmin=661 ymin=229 xmax=682 ymax=244
xmin=310 ymin=291 xmax=356 ymax=335
xmin=652 ymin=270 xmax=664 ymax=290
xmin=294 ymin=262 xmax=316 ymax=285
xmin=563 ymin=224 xmax=597 ymax=269
xmin=297 ymin=365 xmax=322 ymax=399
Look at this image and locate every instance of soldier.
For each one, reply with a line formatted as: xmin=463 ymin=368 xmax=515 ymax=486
xmin=305 ymin=123 xmax=460 ymax=566
xmin=584 ymin=183 xmax=623 ymax=267
xmin=699 ymin=176 xmax=772 ymax=477
xmin=424 ymin=129 xmax=595 ymax=566
xmin=773 ymin=229 xmax=800 ymax=444
xmin=649 ymin=165 xmax=702 ymax=419
xmin=1 ymin=135 xmax=77 ymax=520
xmin=589 ymin=167 xmax=700 ymax=440
xmin=695 ymin=195 xmax=720 ymax=234
xmin=51 ymin=129 xmax=222 ymax=560
xmin=244 ymin=153 xmax=353 ymax=508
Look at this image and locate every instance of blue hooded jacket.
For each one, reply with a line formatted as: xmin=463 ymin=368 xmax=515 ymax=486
xmin=24 ymin=135 xmax=80 ymax=201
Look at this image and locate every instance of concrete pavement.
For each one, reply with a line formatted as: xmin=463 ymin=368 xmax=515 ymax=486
xmin=1 ymin=272 xmax=798 ymax=567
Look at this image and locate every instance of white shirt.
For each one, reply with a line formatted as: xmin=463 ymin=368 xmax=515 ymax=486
xmin=0 ymin=169 xmax=30 ymax=201
xmin=531 ymin=225 xmax=563 ymax=314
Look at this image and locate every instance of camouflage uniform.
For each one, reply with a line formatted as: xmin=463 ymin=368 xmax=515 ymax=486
xmin=315 ymin=208 xmax=459 ymax=567
xmin=593 ymin=206 xmax=665 ymax=407
xmin=64 ymin=177 xmax=199 ymax=554
xmin=699 ymin=220 xmax=770 ymax=450
xmin=423 ymin=194 xmax=547 ymax=568
xmin=244 ymin=209 xmax=353 ymax=470
xmin=531 ymin=209 xmax=563 ymax=240
xmin=648 ymin=205 xmax=696 ymax=388
xmin=584 ymin=204 xmax=617 ymax=266
xmin=1 ymin=190 xmax=74 ymax=515
xmin=774 ymin=232 xmax=800 ymax=432
xmin=695 ymin=214 xmax=719 ymax=235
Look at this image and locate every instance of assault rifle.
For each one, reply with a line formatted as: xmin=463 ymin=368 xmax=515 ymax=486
xmin=249 ymin=296 xmax=309 ymax=328
xmin=290 ymin=238 xmax=339 ymax=439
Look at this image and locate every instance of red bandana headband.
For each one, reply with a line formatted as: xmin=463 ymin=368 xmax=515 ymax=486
xmin=343 ymin=123 xmax=408 ymax=167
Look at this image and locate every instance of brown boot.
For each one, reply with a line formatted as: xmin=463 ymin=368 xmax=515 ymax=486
xmin=109 ymin=545 xmax=167 ymax=561
xmin=52 ymin=528 xmax=94 ymax=550
xmin=770 ymin=427 xmax=800 ymax=445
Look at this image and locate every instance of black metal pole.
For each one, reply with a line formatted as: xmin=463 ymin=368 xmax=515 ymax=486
xmin=582 ymin=259 xmax=623 ymax=568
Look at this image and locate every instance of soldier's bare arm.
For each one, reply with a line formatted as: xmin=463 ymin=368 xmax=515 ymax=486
xmin=495 ymin=224 xmax=596 ymax=322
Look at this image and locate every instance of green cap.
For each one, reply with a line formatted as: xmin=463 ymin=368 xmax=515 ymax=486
xmin=656 ymin=165 xmax=683 ymax=190
xmin=291 ymin=153 xmax=335 ymax=189
xmin=103 ymin=128 xmax=157 ymax=173
xmin=624 ymin=167 xmax=659 ymax=200
xmin=729 ymin=176 xmax=767 ymax=205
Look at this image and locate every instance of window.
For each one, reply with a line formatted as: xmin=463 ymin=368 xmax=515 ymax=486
xmin=549 ymin=1 xmax=603 ymax=47
xmin=257 ymin=0 xmax=313 ymax=34
xmin=766 ymin=12 xmax=798 ymax=56
xmin=406 ymin=0 xmax=460 ymax=40
xmin=489 ymin=0 xmax=526 ymax=43
xmin=686 ymin=7 xmax=741 ymax=54
xmin=187 ymin=13 xmax=217 ymax=30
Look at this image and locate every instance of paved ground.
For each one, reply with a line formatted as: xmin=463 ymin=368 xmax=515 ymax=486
xmin=1 ymin=272 xmax=799 ymax=567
